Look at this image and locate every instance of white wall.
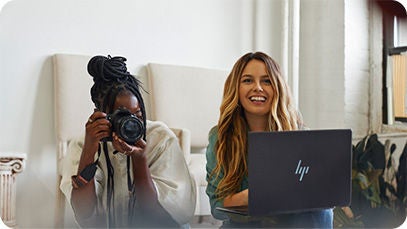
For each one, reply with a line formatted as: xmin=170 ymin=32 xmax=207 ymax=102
xmin=1 ymin=0 xmax=406 ymax=227
xmin=299 ymin=0 xmax=346 ymax=129
xmin=344 ymin=0 xmax=370 ymax=136
xmin=0 ymin=0 xmax=296 ymax=227
xmin=298 ymin=0 xmax=375 ymax=137
xmin=0 ymin=0 xmax=250 ymax=227
xmin=253 ymin=0 xmax=284 ymax=62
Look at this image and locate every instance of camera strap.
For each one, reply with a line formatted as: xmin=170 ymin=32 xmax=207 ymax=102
xmin=79 ymin=144 xmax=102 ymax=181
xmin=127 ymin=156 xmax=132 ymax=192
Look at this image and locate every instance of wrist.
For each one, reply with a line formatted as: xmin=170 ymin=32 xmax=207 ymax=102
xmin=83 ymin=136 xmax=100 ymax=152
xmin=72 ymin=175 xmax=89 ymax=189
xmin=81 ymin=144 xmax=98 ymax=160
xmin=83 ymin=140 xmax=99 ymax=151
xmin=78 ymin=143 xmax=99 ymax=173
xmin=131 ymin=153 xmax=147 ymax=165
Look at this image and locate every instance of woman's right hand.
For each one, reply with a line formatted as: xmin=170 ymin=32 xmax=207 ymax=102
xmin=84 ymin=110 xmax=111 ymax=148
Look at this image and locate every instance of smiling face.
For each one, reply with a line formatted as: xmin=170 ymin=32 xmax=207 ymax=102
xmin=238 ymin=59 xmax=273 ymax=120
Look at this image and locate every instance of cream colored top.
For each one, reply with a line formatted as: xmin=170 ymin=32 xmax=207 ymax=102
xmin=60 ymin=120 xmax=196 ymax=227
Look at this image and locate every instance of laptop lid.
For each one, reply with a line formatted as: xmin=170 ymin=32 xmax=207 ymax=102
xmin=246 ymin=129 xmax=352 ymax=216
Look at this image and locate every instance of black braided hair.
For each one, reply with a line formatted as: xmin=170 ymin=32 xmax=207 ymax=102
xmin=88 ymin=55 xmax=147 ymax=137
xmin=87 ymin=55 xmax=147 ymax=226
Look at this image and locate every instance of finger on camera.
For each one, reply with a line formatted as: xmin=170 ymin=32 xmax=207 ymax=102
xmin=112 ymin=133 xmax=127 ymax=145
xmin=112 ymin=132 xmax=120 ymax=141
xmin=94 ymin=123 xmax=111 ymax=132
xmin=111 ymin=139 xmax=122 ymax=148
xmin=89 ymin=130 xmax=107 ymax=140
xmin=112 ymin=140 xmax=127 ymax=153
xmin=135 ymin=139 xmax=146 ymax=148
xmin=86 ymin=122 xmax=109 ymax=133
xmin=90 ymin=111 xmax=107 ymax=121
xmin=94 ymin=118 xmax=110 ymax=126
xmin=96 ymin=132 xmax=110 ymax=141
xmin=95 ymin=129 xmax=110 ymax=137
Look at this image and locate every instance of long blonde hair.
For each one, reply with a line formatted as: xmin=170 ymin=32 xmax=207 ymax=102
xmin=213 ymin=52 xmax=302 ymax=200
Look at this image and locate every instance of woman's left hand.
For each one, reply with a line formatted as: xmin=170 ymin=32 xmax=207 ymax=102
xmin=112 ymin=132 xmax=146 ymax=158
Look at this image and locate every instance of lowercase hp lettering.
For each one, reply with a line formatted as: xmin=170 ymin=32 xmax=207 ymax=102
xmin=295 ymin=160 xmax=309 ymax=181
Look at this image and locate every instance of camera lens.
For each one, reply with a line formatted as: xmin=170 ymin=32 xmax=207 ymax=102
xmin=118 ymin=117 xmax=143 ymax=144
xmin=106 ymin=108 xmax=145 ymax=144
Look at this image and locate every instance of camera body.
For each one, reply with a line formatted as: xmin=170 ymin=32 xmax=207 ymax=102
xmin=104 ymin=108 xmax=145 ymax=144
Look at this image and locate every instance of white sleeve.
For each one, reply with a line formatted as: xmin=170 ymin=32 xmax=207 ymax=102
xmin=60 ymin=138 xmax=83 ymax=202
xmin=59 ymin=137 xmax=106 ymax=224
xmin=147 ymin=129 xmax=196 ymax=225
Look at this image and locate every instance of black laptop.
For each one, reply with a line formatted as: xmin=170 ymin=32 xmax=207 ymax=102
xmin=216 ymin=129 xmax=352 ymax=216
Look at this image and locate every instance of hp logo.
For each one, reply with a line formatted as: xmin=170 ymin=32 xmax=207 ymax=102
xmin=295 ymin=160 xmax=309 ymax=181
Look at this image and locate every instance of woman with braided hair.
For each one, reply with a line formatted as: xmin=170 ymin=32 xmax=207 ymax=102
xmin=60 ymin=55 xmax=195 ymax=227
xmin=205 ymin=52 xmax=333 ymax=227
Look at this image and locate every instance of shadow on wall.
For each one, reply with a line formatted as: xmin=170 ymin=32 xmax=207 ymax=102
xmin=16 ymin=56 xmax=58 ymax=228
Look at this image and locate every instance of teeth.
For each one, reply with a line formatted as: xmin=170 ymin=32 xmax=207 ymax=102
xmin=250 ymin=96 xmax=266 ymax=102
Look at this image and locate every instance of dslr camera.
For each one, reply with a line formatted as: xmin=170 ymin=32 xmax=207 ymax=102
xmin=104 ymin=108 xmax=145 ymax=144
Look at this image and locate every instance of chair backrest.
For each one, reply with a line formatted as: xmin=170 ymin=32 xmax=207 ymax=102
xmin=53 ymin=53 xmax=94 ymax=227
xmin=53 ymin=54 xmax=94 ymax=166
xmin=147 ymin=63 xmax=228 ymax=151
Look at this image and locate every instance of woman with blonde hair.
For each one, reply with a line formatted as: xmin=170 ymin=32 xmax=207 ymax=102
xmin=206 ymin=52 xmax=333 ymax=227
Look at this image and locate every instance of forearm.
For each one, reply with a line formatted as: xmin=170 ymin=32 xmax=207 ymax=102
xmin=223 ymin=189 xmax=249 ymax=207
xmin=71 ymin=179 xmax=97 ymax=219
xmin=77 ymin=141 xmax=98 ymax=172
xmin=69 ymin=111 xmax=109 ymax=223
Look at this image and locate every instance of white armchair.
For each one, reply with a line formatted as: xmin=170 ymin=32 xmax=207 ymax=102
xmin=146 ymin=63 xmax=228 ymax=217
xmin=52 ymin=54 xmax=193 ymax=227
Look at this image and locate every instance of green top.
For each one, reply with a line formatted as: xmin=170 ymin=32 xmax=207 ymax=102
xmin=205 ymin=126 xmax=248 ymax=220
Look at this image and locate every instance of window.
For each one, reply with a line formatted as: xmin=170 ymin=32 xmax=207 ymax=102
xmin=380 ymin=0 xmax=407 ymax=125
xmin=391 ymin=16 xmax=407 ymax=121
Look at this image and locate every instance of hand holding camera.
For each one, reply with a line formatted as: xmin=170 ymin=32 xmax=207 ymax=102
xmin=112 ymin=132 xmax=147 ymax=158
xmin=85 ymin=108 xmax=146 ymax=156
xmin=85 ymin=110 xmax=111 ymax=147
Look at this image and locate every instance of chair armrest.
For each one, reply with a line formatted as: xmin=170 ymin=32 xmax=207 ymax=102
xmin=170 ymin=127 xmax=191 ymax=164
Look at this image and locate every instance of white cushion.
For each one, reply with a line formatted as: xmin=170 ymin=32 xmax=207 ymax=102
xmin=189 ymin=153 xmax=208 ymax=186
xmin=147 ymin=63 xmax=228 ymax=148
xmin=189 ymin=153 xmax=210 ymax=215
xmin=53 ymin=54 xmax=94 ymax=143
